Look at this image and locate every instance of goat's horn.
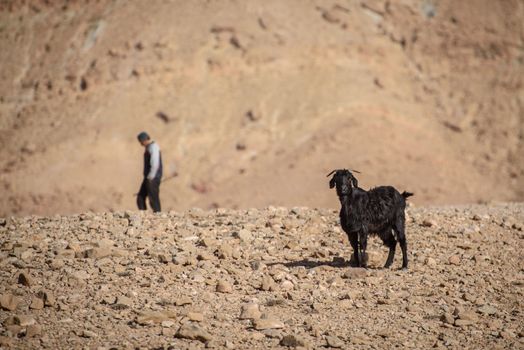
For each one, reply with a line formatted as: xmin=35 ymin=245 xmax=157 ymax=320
xmin=351 ymin=169 xmax=361 ymax=174
xmin=326 ymin=170 xmax=337 ymax=177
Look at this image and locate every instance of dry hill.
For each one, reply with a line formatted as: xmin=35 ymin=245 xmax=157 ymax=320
xmin=0 ymin=0 xmax=523 ymax=216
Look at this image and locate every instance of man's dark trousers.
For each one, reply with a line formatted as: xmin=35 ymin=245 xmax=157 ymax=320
xmin=137 ymin=178 xmax=161 ymax=212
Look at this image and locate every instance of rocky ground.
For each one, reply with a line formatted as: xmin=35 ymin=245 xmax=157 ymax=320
xmin=0 ymin=203 xmax=523 ymax=349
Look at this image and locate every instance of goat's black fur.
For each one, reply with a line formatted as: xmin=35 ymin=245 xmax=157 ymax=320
xmin=328 ymin=169 xmax=413 ymax=269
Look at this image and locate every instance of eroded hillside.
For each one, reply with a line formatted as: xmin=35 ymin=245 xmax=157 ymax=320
xmin=0 ymin=0 xmax=523 ymax=216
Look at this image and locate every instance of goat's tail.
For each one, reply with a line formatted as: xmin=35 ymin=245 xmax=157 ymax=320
xmin=401 ymin=191 xmax=414 ymax=199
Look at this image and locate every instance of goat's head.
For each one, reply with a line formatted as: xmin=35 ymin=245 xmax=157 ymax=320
xmin=327 ymin=169 xmax=359 ymax=197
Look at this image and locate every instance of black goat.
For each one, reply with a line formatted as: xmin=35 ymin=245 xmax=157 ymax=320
xmin=328 ymin=169 xmax=413 ymax=269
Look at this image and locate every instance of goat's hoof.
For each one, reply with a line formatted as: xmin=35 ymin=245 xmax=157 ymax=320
xmin=401 ymin=266 xmax=408 ymax=271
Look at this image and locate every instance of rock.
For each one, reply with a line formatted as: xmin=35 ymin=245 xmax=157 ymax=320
xmin=0 ymin=294 xmax=20 ymax=311
xmin=234 ymin=229 xmax=253 ymax=242
xmin=172 ymin=254 xmax=188 ymax=265
xmin=216 ymin=243 xmax=233 ymax=259
xmin=197 ymin=251 xmax=214 ymax=261
xmin=280 ymin=334 xmax=308 ymax=347
xmin=76 ymin=247 xmax=112 ymax=259
xmin=455 ymin=319 xmax=474 ymax=327
xmin=5 ymin=325 xmax=22 ymax=337
xmin=441 ymin=313 xmax=455 ymax=324
xmin=239 ymin=303 xmax=262 ymax=320
xmin=325 ymin=335 xmax=345 ymax=348
xmin=71 ymin=270 xmax=90 ymax=280
xmin=18 ymin=271 xmax=33 ymax=287
xmin=499 ymin=330 xmax=516 ymax=339
xmin=113 ymin=295 xmax=133 ymax=309
xmin=253 ymin=318 xmax=285 ymax=330
xmin=478 ymin=305 xmax=497 ymax=315
xmin=15 ymin=315 xmax=36 ymax=327
xmin=216 ymin=280 xmax=233 ymax=293
xmin=457 ymin=311 xmax=479 ymax=322
xmin=342 ymin=268 xmax=368 ymax=279
xmin=260 ymin=275 xmax=277 ymax=291
xmin=136 ymin=311 xmax=177 ymax=325
xmin=422 ymin=219 xmax=437 ymax=227
xmin=81 ymin=330 xmax=97 ymax=338
xmin=30 ymin=296 xmax=44 ymax=310
xmin=26 ymin=324 xmax=42 ymax=337
xmin=37 ymin=290 xmax=56 ymax=307
xmin=175 ymin=323 xmax=212 ymax=342
xmin=281 ymin=280 xmax=294 ymax=291
xmin=187 ymin=312 xmax=204 ymax=322
xmin=0 ymin=336 xmax=13 ymax=347
xmin=175 ymin=297 xmax=193 ymax=306
xmin=425 ymin=257 xmax=437 ymax=267
xmin=448 ymin=255 xmax=461 ymax=265
xmin=161 ymin=320 xmax=176 ymax=328
xmin=49 ymin=259 xmax=65 ymax=270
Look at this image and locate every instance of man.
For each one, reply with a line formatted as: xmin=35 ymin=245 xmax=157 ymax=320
xmin=136 ymin=131 xmax=162 ymax=212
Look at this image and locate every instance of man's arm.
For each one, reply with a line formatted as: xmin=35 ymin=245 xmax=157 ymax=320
xmin=147 ymin=143 xmax=160 ymax=180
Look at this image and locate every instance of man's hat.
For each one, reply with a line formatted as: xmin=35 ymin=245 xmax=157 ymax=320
xmin=137 ymin=131 xmax=150 ymax=142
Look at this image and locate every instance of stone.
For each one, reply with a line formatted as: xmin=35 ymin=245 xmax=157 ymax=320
xmin=441 ymin=313 xmax=454 ymax=325
xmin=239 ymin=303 xmax=262 ymax=320
xmin=76 ymin=247 xmax=112 ymax=259
xmin=280 ymin=334 xmax=307 ymax=347
xmin=0 ymin=294 xmax=20 ymax=311
xmin=175 ymin=323 xmax=212 ymax=342
xmin=5 ymin=325 xmax=22 ymax=337
xmin=81 ymin=330 xmax=97 ymax=338
xmin=425 ymin=257 xmax=437 ymax=267
xmin=422 ymin=219 xmax=437 ymax=227
xmin=30 ymin=296 xmax=44 ymax=310
xmin=448 ymin=255 xmax=461 ymax=265
xmin=197 ymin=251 xmax=214 ymax=261
xmin=478 ymin=305 xmax=497 ymax=315
xmin=234 ymin=229 xmax=253 ymax=242
xmin=113 ymin=295 xmax=133 ymax=309
xmin=457 ymin=311 xmax=478 ymax=322
xmin=15 ymin=315 xmax=36 ymax=327
xmin=26 ymin=324 xmax=42 ymax=337
xmin=175 ymin=297 xmax=193 ymax=306
xmin=187 ymin=312 xmax=204 ymax=322
xmin=342 ymin=268 xmax=367 ymax=279
xmin=260 ymin=275 xmax=277 ymax=291
xmin=281 ymin=280 xmax=294 ymax=291
xmin=455 ymin=319 xmax=474 ymax=327
xmin=18 ymin=271 xmax=33 ymax=287
xmin=217 ymin=244 xmax=233 ymax=259
xmin=216 ymin=280 xmax=233 ymax=293
xmin=0 ymin=336 xmax=12 ymax=346
xmin=71 ymin=270 xmax=90 ymax=280
xmin=136 ymin=311 xmax=177 ymax=325
xmin=37 ymin=290 xmax=56 ymax=307
xmin=253 ymin=318 xmax=285 ymax=330
xmin=161 ymin=320 xmax=176 ymax=328
xmin=325 ymin=335 xmax=345 ymax=348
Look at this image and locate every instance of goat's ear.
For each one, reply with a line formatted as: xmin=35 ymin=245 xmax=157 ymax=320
xmin=329 ymin=177 xmax=336 ymax=189
xmin=350 ymin=176 xmax=358 ymax=188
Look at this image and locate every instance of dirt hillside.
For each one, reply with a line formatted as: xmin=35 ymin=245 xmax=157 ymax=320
xmin=0 ymin=204 xmax=523 ymax=348
xmin=0 ymin=0 xmax=523 ymax=216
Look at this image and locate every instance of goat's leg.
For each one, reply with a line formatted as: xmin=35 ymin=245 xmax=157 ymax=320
xmin=348 ymin=232 xmax=359 ymax=267
xmin=359 ymin=229 xmax=368 ymax=268
xmin=383 ymin=232 xmax=397 ymax=268
xmin=394 ymin=215 xmax=408 ymax=269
